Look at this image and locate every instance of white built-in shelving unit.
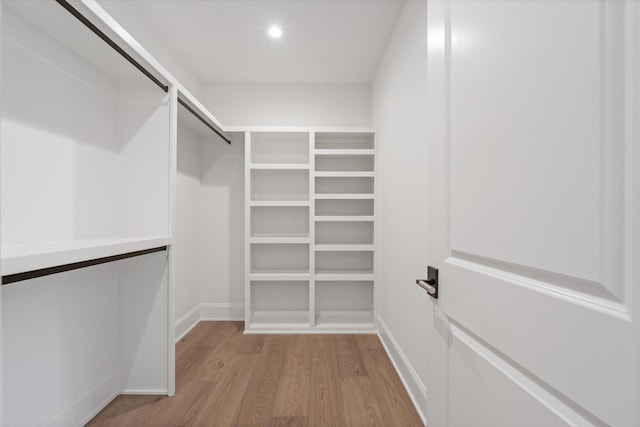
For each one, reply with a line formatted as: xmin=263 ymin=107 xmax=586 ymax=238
xmin=244 ymin=130 xmax=376 ymax=332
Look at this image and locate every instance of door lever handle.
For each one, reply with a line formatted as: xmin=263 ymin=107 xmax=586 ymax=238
xmin=416 ymin=266 xmax=439 ymax=299
xmin=416 ymin=279 xmax=436 ymax=294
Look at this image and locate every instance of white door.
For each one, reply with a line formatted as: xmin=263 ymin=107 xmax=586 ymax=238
xmin=425 ymin=1 xmax=640 ymax=426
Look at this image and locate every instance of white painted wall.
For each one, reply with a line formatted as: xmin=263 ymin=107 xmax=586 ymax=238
xmin=199 ymin=136 xmax=245 ymax=315
xmin=96 ymin=0 xmax=202 ymax=98
xmin=175 ymin=125 xmax=203 ymax=324
xmin=372 ymin=1 xmax=430 ymax=422
xmin=204 ymin=83 xmax=372 ymax=127
xmin=194 ymin=83 xmax=371 ymax=322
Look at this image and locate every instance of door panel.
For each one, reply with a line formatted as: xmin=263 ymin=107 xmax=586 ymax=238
xmin=426 ymin=1 xmax=640 ymax=426
xmin=449 ymin=325 xmax=575 ymax=427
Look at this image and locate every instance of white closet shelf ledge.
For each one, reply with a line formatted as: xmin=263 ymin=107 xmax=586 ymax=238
xmin=314 ymin=194 xmax=374 ymax=200
xmin=314 ymin=216 xmax=374 ymax=222
xmin=250 ymin=163 xmax=309 ymax=170
xmin=1 ymin=236 xmax=171 ymax=276
xmin=314 ymin=171 xmax=374 ymax=178
xmin=314 ymin=149 xmax=375 ymax=156
xmin=315 ymin=244 xmax=374 ymax=251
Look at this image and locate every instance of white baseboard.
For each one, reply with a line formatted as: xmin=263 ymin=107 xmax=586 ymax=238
xmin=120 ymin=389 xmax=168 ymax=395
xmin=175 ymin=305 xmax=201 ymax=342
xmin=200 ymin=302 xmax=244 ymax=321
xmin=377 ymin=317 xmax=427 ymax=425
xmin=45 ymin=368 xmax=120 ymax=427
xmin=175 ymin=303 xmax=244 ymax=342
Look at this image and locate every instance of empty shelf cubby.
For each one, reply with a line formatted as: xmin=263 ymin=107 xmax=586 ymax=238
xmin=251 ymin=206 xmax=309 ymax=238
xmin=315 ymin=251 xmax=374 ymax=275
xmin=315 ymin=177 xmax=374 ymax=194
xmin=315 ymin=281 xmax=374 ymax=326
xmin=251 ymin=281 xmax=310 ymax=326
xmin=315 ymin=132 xmax=375 ymax=150
xmin=315 ymin=199 xmax=374 ymax=216
xmin=251 ymin=169 xmax=309 ymax=201
xmin=251 ymin=243 xmax=310 ymax=274
xmin=315 ymin=154 xmax=374 ymax=172
xmin=251 ymin=132 xmax=309 ymax=164
xmin=315 ymin=221 xmax=373 ymax=244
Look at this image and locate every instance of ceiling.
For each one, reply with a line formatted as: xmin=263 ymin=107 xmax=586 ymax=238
xmin=103 ymin=0 xmax=405 ymax=84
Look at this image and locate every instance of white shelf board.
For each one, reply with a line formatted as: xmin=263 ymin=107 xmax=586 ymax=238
xmin=252 ymin=194 xmax=310 ymax=202
xmin=250 ymin=201 xmax=311 ymax=207
xmin=251 ymin=232 xmax=310 ymax=238
xmin=1 ymin=236 xmax=171 ymax=276
xmin=250 ymin=237 xmax=311 ymax=244
xmin=314 ymin=194 xmax=374 ymax=200
xmin=250 ymin=163 xmax=309 ymax=170
xmin=314 ymin=273 xmax=375 ymax=281
xmin=250 ymin=310 xmax=310 ymax=327
xmin=314 ymin=216 xmax=374 ymax=222
xmin=314 ymin=171 xmax=374 ymax=178
xmin=314 ymin=149 xmax=375 ymax=156
xmin=249 ymin=273 xmax=311 ymax=281
xmin=315 ymin=244 xmax=374 ymax=251
xmin=314 ymin=310 xmax=374 ymax=327
xmin=250 ymin=268 xmax=310 ymax=276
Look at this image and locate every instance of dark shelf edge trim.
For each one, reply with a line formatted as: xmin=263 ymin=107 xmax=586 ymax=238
xmin=54 ymin=0 xmax=169 ymax=93
xmin=2 ymin=246 xmax=168 ymax=285
xmin=178 ymin=97 xmax=232 ymax=144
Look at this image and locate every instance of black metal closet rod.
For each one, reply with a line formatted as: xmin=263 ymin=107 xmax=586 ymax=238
xmin=1 ymin=246 xmax=167 ymax=285
xmin=54 ymin=0 xmax=169 ymax=93
xmin=178 ymin=98 xmax=232 ymax=144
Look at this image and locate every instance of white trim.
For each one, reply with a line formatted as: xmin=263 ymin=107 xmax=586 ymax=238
xmin=200 ymin=303 xmax=244 ymax=321
xmin=451 ymin=324 xmax=590 ymax=427
xmin=45 ymin=369 xmax=120 ymax=427
xmin=119 ymin=389 xmax=168 ymax=395
xmin=377 ymin=317 xmax=427 ymax=425
xmin=174 ymin=304 xmax=201 ymax=342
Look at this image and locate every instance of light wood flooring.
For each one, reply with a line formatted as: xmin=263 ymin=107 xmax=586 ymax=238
xmin=88 ymin=321 xmax=423 ymax=426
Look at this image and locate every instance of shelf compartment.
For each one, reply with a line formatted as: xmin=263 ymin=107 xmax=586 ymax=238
xmin=2 ymin=4 xmax=170 ymax=251
xmin=251 ymin=170 xmax=309 ymax=201
xmin=315 ymin=155 xmax=374 ymax=172
xmin=315 ymin=221 xmax=373 ymax=245
xmin=315 ymin=132 xmax=374 ymax=150
xmin=251 ymin=244 xmax=309 ymax=274
xmin=315 ymin=251 xmax=373 ymax=275
xmin=251 ymin=132 xmax=309 ymax=164
xmin=315 ymin=177 xmax=374 ymax=194
xmin=315 ymin=281 xmax=374 ymax=327
xmin=251 ymin=206 xmax=309 ymax=238
xmin=315 ymin=199 xmax=374 ymax=216
xmin=251 ymin=281 xmax=310 ymax=327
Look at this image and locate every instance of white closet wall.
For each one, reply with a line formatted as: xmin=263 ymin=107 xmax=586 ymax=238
xmin=371 ymin=1 xmax=430 ymax=422
xmin=175 ymin=99 xmax=244 ymax=338
xmin=175 ymin=124 xmax=202 ymax=328
xmin=198 ymin=137 xmax=245 ymax=318
xmin=205 ymin=83 xmax=372 ymax=127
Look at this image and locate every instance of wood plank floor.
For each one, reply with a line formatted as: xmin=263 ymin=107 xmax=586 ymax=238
xmin=88 ymin=321 xmax=423 ymax=427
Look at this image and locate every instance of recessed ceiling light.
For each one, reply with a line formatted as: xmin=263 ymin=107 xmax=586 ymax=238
xmin=268 ymin=25 xmax=283 ymax=39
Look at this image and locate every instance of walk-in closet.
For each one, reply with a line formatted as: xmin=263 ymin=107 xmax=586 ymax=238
xmin=2 ymin=0 xmax=640 ymax=426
